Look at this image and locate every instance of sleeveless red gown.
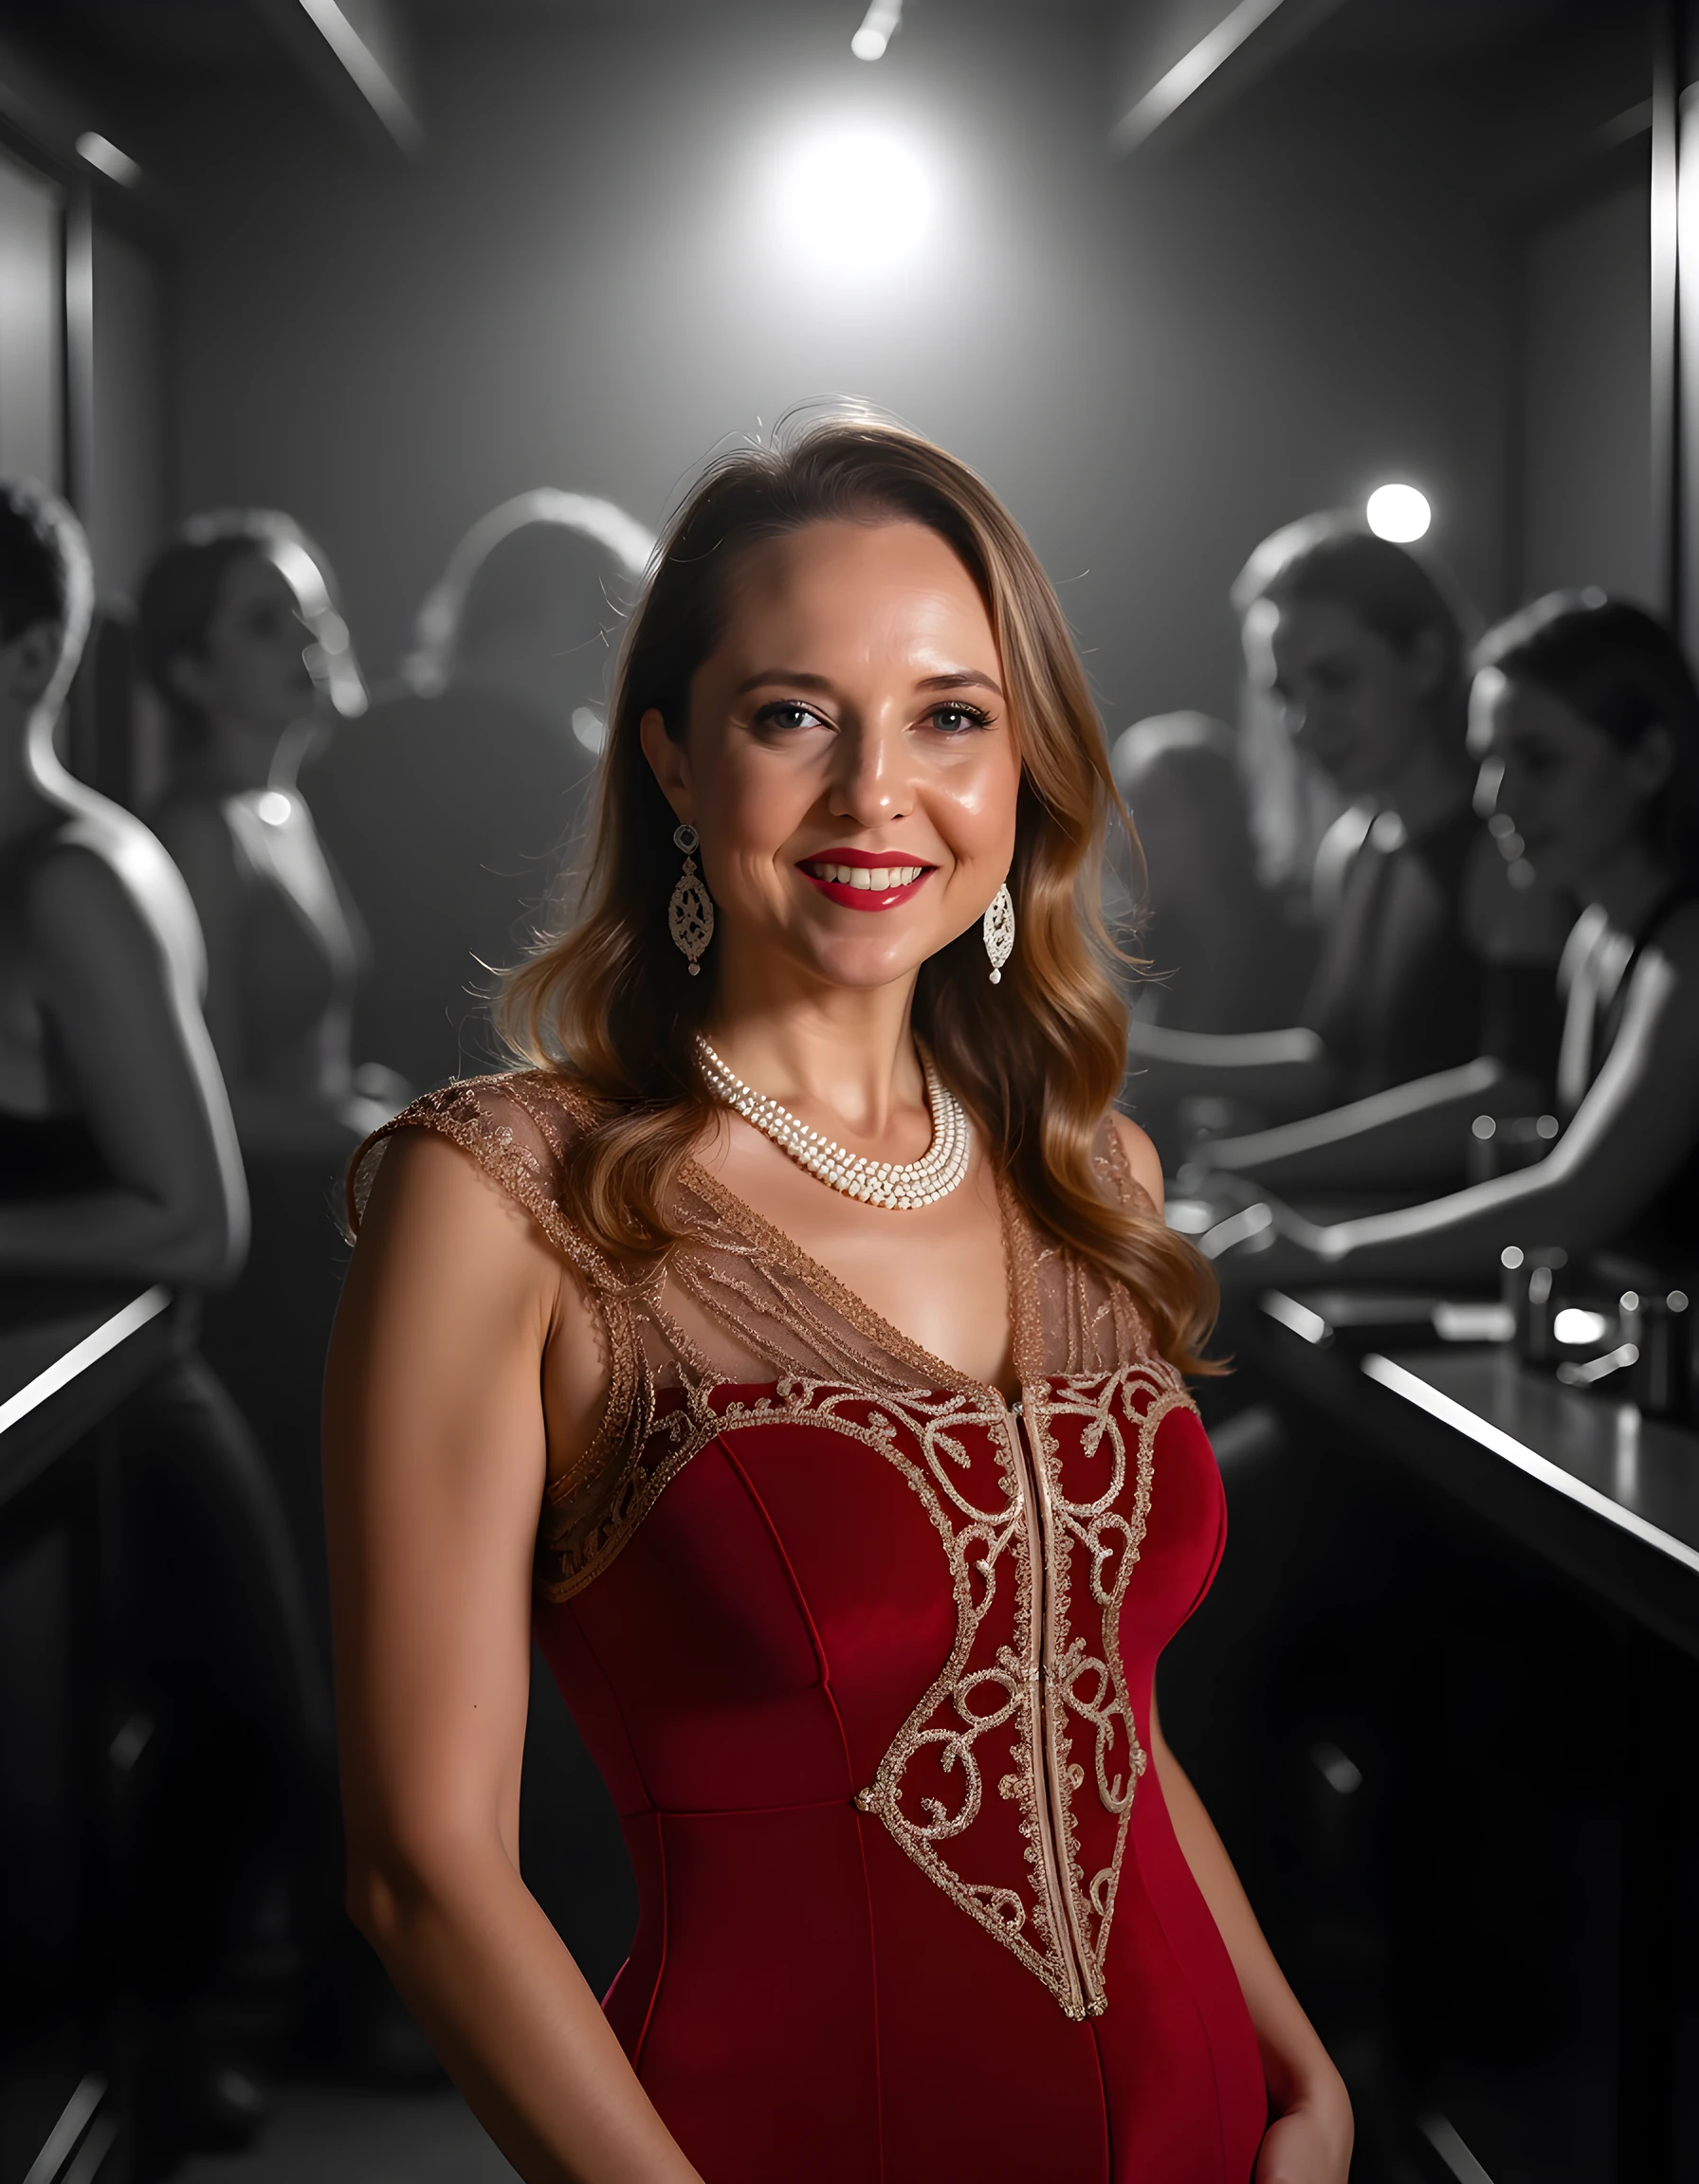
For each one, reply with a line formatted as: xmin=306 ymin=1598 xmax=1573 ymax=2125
xmin=354 ymin=1076 xmax=1268 ymax=2184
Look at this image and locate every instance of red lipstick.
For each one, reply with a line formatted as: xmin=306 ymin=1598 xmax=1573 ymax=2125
xmin=796 ymin=846 xmax=937 ymax=913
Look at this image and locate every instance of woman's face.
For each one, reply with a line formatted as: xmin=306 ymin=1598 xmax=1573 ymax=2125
xmin=642 ymin=519 xmax=1021 ymax=999
xmin=172 ymin=551 xmax=320 ymax=737
xmin=1470 ymin=668 xmax=1668 ymax=894
xmin=1269 ymin=597 xmax=1441 ymax=797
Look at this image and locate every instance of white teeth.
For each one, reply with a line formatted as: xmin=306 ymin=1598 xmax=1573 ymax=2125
xmin=813 ymin=862 xmax=923 ymax=889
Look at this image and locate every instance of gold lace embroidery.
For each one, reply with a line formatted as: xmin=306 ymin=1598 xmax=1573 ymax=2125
xmin=346 ymin=1072 xmax=1195 ymax=2019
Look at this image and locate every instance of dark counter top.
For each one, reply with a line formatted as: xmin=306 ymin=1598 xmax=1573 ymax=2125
xmin=1251 ymin=1290 xmax=1699 ymax=1660
xmin=0 ymin=1282 xmax=174 ymax=1514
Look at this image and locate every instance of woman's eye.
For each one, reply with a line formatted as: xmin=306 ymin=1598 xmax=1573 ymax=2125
xmin=757 ymin=701 xmax=829 ymax=733
xmin=928 ymin=703 xmax=990 ymax=734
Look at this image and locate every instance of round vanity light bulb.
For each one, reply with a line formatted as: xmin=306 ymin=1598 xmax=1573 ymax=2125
xmin=1365 ymin=482 xmax=1432 ymax=543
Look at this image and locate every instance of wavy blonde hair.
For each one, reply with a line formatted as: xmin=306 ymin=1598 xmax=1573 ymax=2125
xmin=500 ymin=417 xmax=1217 ymax=1372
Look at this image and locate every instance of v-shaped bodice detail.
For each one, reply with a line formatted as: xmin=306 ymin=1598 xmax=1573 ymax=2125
xmin=845 ymin=1363 xmax=1191 ymax=2017
xmin=348 ymin=1076 xmax=1237 ymax=2055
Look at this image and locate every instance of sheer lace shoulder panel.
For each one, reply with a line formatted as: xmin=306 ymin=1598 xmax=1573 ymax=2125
xmin=1016 ymin=1114 xmax=1161 ymax=1378
xmin=346 ymin=1076 xmax=1167 ymax=1599
xmin=348 ymin=1072 xmax=616 ymax=1284
xmin=344 ymin=1073 xmax=649 ymax=1529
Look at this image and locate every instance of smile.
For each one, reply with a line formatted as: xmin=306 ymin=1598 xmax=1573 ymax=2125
xmin=797 ymin=853 xmax=936 ymax=912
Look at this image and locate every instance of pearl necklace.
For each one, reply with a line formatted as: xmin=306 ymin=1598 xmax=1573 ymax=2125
xmin=695 ymin=1035 xmax=972 ymax=1210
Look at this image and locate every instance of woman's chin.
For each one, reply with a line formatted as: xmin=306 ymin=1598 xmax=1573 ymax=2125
xmin=798 ymin=930 xmax=944 ymax=993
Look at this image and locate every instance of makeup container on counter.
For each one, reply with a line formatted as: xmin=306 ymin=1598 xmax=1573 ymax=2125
xmin=1618 ymin=1283 xmax=1691 ymax=1421
xmin=1501 ymin=1245 xmax=1569 ymax=1368
xmin=1468 ymin=1113 xmax=1560 ymax=1186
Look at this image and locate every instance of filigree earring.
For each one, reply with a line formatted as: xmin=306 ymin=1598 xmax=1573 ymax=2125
xmin=668 ymin=823 xmax=714 ymax=975
xmin=982 ymin=881 xmax=1014 ymax=984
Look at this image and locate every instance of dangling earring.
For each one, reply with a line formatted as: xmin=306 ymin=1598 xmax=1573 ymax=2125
xmin=668 ymin=822 xmax=714 ymax=975
xmin=982 ymin=881 xmax=1014 ymax=984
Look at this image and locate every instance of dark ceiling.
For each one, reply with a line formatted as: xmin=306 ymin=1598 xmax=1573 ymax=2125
xmin=0 ymin=0 xmax=1645 ymax=82
xmin=0 ymin=0 xmax=1653 ymax=219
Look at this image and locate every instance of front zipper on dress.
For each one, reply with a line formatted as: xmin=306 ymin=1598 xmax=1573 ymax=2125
xmin=1002 ymin=1392 xmax=1103 ymax=2021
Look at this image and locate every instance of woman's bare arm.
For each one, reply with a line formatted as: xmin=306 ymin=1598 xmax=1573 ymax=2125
xmin=1287 ymin=927 xmax=1699 ymax=1283
xmin=1150 ymin=1696 xmax=1352 ymax=2183
xmin=1190 ymin=1055 xmax=1519 ymax=1193
xmin=1211 ymin=918 xmax=1699 ymax=1289
xmin=323 ymin=1130 xmax=702 ymax=2184
xmin=0 ymin=842 xmax=245 ymax=1283
xmin=1126 ymin=1020 xmax=1339 ymax=1124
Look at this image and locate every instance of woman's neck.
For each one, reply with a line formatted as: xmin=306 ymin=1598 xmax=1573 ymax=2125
xmin=1372 ymin=739 xmax=1471 ymax=839
xmin=704 ymin=957 xmax=925 ymax=1138
xmin=187 ymin=715 xmax=288 ymax=794
xmin=1583 ymin=844 xmax=1677 ymax=938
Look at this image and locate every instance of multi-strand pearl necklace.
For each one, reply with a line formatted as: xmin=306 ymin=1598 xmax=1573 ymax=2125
xmin=695 ymin=1034 xmax=972 ymax=1210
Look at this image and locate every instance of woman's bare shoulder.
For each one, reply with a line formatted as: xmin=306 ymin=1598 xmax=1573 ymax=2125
xmin=348 ymin=1113 xmax=612 ymax=1480
xmin=349 ymin=1121 xmax=582 ymax=1357
xmin=349 ymin=1068 xmax=612 ymax=1279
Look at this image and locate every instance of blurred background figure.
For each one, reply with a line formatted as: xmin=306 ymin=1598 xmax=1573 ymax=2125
xmin=1197 ymin=593 xmax=1699 ymax=1278
xmin=1127 ymin=517 xmax=1571 ymax=1165
xmin=137 ymin=514 xmax=403 ymax=1683
xmin=0 ymin=481 xmax=334 ymax=2159
xmin=303 ymin=490 xmax=654 ymax=1092
xmin=1108 ymin=711 xmax=1292 ymax=1033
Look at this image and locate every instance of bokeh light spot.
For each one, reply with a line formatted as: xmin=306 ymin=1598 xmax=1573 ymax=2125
xmin=1365 ymin=482 xmax=1432 ymax=542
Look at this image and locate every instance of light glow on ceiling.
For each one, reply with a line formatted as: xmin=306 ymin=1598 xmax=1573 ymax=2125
xmin=772 ymin=121 xmax=935 ymax=279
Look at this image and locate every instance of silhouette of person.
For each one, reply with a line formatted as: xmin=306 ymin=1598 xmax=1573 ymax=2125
xmin=1108 ymin=713 xmax=1290 ymax=1033
xmin=1127 ymin=517 xmax=1568 ymax=1162
xmin=137 ymin=513 xmax=403 ymax=1677
xmin=1199 ymin=594 xmax=1699 ymax=1283
xmin=0 ymin=481 xmax=330 ymax=2156
xmin=304 ymin=490 xmax=654 ymax=1091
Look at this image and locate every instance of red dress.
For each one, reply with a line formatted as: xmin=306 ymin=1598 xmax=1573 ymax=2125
xmin=354 ymin=1076 xmax=1268 ymax=2184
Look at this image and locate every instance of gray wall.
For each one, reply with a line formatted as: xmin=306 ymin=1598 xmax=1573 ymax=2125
xmin=1522 ymin=181 xmax=1653 ymax=608
xmin=0 ymin=145 xmax=61 ymax=492
xmin=165 ymin=9 xmax=1511 ymax=731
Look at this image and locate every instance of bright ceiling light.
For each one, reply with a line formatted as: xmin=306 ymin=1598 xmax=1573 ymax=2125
xmin=851 ymin=1 xmax=903 ymax=62
xmin=1365 ymin=482 xmax=1432 ymax=543
xmin=774 ymin=123 xmax=934 ymax=278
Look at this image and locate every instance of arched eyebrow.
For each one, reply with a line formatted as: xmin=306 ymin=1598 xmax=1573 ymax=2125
xmin=732 ymin=667 xmax=1005 ymax=700
xmin=916 ymin=670 xmax=1005 ymax=700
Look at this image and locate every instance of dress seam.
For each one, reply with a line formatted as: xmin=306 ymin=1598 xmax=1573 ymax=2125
xmin=630 ymin=1809 xmax=667 ymax=2072
xmin=1086 ymin=2016 xmax=1113 ymax=2184
xmin=554 ymin=1600 xmax=661 ymax=1813
xmin=1133 ymin=1793 xmax=1250 ymax=2184
xmin=712 ymin=1439 xmax=853 ymax=1795
xmin=714 ymin=1440 xmax=886 ymax=2179
xmin=549 ymin=1605 xmax=668 ymax=2069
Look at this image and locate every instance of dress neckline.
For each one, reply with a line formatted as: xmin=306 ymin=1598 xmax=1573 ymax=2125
xmin=676 ymin=1148 xmax=1029 ymax=1408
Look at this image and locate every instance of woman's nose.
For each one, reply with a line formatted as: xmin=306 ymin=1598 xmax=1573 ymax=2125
xmin=829 ymin=717 xmax=911 ymax=825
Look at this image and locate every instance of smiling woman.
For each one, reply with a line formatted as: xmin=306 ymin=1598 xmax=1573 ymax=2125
xmin=323 ymin=418 xmax=1352 ymax=2184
